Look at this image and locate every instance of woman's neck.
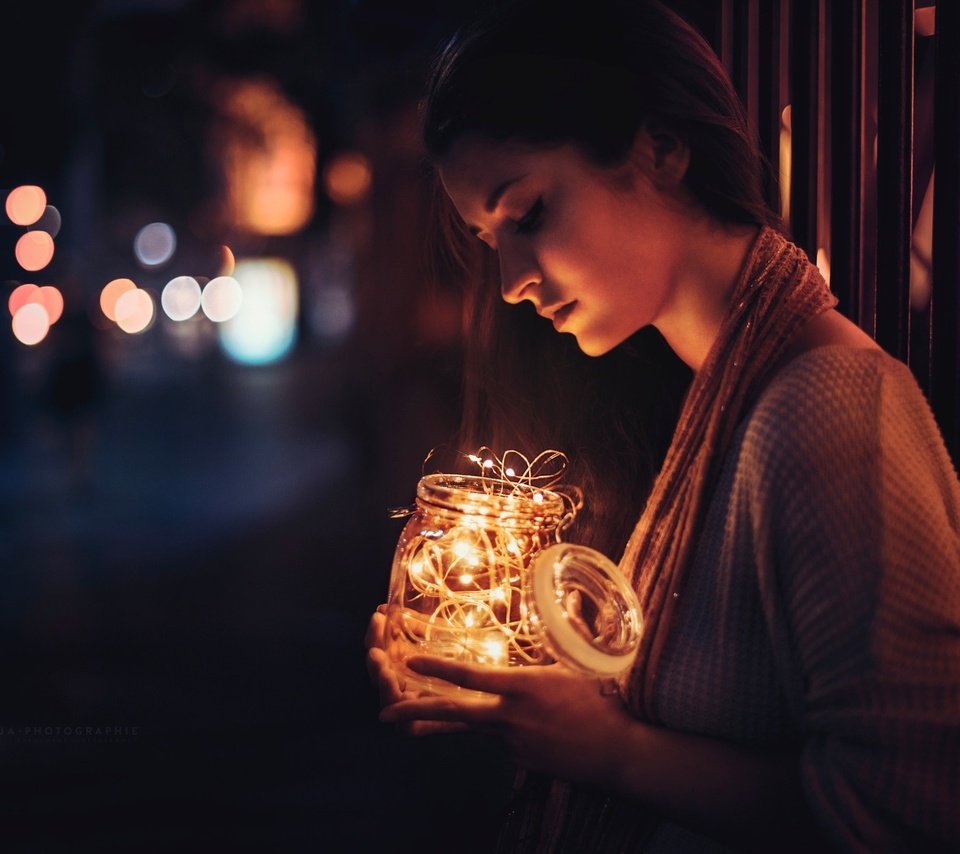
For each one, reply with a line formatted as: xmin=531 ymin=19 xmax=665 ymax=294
xmin=652 ymin=221 xmax=760 ymax=372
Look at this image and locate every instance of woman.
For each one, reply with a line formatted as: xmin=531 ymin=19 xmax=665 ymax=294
xmin=366 ymin=1 xmax=960 ymax=850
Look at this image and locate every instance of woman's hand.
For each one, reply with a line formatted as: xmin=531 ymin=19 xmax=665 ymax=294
xmin=364 ymin=607 xmax=469 ymax=735
xmin=379 ymin=655 xmax=636 ymax=787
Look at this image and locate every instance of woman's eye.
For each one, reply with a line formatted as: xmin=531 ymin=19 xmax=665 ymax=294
xmin=515 ymin=198 xmax=544 ymax=234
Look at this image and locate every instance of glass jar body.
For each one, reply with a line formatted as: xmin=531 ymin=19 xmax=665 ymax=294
xmin=385 ymin=474 xmax=565 ymax=695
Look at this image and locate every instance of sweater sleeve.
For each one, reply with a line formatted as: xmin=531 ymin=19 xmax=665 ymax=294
xmin=746 ymin=350 xmax=960 ymax=851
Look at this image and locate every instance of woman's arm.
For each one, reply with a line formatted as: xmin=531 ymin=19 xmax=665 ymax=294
xmin=380 ymin=655 xmax=829 ymax=851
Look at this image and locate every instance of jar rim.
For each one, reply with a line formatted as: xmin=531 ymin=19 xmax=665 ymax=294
xmin=416 ymin=472 xmax=567 ymax=521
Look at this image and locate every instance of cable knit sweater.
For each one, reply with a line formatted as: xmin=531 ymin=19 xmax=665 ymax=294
xmin=499 ymin=345 xmax=960 ymax=852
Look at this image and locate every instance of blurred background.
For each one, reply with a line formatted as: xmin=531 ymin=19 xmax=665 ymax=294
xmin=0 ymin=0 xmax=508 ymax=850
xmin=1 ymin=0 xmax=954 ymax=851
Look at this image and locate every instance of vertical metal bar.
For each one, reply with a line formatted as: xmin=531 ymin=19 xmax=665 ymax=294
xmin=829 ymin=0 xmax=863 ymax=323
xmin=789 ymin=0 xmax=819 ymax=258
xmin=932 ymin=0 xmax=960 ymax=462
xmin=756 ymin=0 xmax=782 ymax=214
xmin=860 ymin=2 xmax=879 ymax=339
xmin=720 ymin=0 xmax=735 ymax=76
xmin=874 ymin=0 xmax=914 ymax=362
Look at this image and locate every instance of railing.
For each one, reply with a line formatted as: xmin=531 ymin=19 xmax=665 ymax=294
xmin=707 ymin=0 xmax=958 ymax=465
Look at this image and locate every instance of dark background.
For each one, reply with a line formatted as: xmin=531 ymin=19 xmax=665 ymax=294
xmin=0 ymin=1 xmax=731 ymax=851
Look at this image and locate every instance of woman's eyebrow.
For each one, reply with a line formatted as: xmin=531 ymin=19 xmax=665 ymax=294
xmin=484 ymin=174 xmax=526 ymax=212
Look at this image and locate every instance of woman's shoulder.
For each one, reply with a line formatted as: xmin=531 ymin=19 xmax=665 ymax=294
xmin=743 ymin=344 xmax=955 ymax=481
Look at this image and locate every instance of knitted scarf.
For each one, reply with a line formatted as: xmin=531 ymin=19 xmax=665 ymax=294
xmin=620 ymin=225 xmax=837 ymax=721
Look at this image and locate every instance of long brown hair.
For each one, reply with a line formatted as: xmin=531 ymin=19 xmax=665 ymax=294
xmin=421 ymin=0 xmax=779 ymax=558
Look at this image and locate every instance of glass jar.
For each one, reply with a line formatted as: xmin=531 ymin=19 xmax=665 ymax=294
xmin=385 ymin=473 xmax=642 ymax=696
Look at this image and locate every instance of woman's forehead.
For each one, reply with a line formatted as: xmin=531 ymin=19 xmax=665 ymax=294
xmin=439 ymin=137 xmax=573 ymax=208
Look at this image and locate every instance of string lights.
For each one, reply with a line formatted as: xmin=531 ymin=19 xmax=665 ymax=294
xmin=386 ymin=448 xmax=588 ymax=693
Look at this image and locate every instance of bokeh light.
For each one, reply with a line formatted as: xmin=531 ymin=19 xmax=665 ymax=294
xmin=323 ymin=152 xmax=372 ymax=205
xmin=100 ymin=278 xmax=138 ymax=322
xmin=35 ymin=285 xmax=64 ymax=324
xmin=8 ymin=283 xmax=39 ymax=316
xmin=5 ymin=185 xmax=47 ymax=226
xmin=12 ymin=302 xmax=50 ymax=345
xmin=201 ymin=276 xmax=242 ymax=322
xmin=219 ymin=245 xmax=236 ymax=276
xmin=222 ymin=79 xmax=316 ymax=235
xmin=115 ymin=288 xmax=155 ymax=334
xmin=219 ymin=258 xmax=297 ymax=364
xmin=15 ymin=231 xmax=55 ymax=272
xmin=161 ymin=275 xmax=202 ymax=321
xmin=33 ymin=205 xmax=62 ymax=238
xmin=134 ymin=222 xmax=177 ymax=268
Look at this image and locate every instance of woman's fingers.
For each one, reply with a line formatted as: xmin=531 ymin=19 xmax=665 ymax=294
xmin=380 ymin=693 xmax=502 ymax=727
xmin=364 ymin=610 xmax=386 ymax=650
xmin=405 ymin=655 xmax=516 ymax=695
xmin=404 ymin=720 xmax=473 ymax=737
xmin=368 ymin=646 xmax=405 ymax=705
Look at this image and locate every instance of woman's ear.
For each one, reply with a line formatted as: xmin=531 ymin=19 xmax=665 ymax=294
xmin=633 ymin=123 xmax=690 ymax=189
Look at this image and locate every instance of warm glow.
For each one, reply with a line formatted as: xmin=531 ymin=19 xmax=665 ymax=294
xmin=816 ymin=248 xmax=831 ymax=287
xmin=35 ymin=286 xmax=64 ymax=324
xmin=134 ymin=222 xmax=177 ymax=268
xmin=15 ymin=231 xmax=55 ymax=272
xmin=780 ymin=105 xmax=792 ymax=225
xmin=8 ymin=283 xmax=39 ymax=317
xmin=459 ymin=573 xmax=474 ymax=585
xmin=12 ymin=303 xmax=50 ymax=345
xmin=100 ymin=278 xmax=137 ymax=322
xmin=5 ymin=185 xmax=47 ymax=226
xmin=201 ymin=275 xmax=242 ymax=322
xmin=323 ymin=151 xmax=372 ymax=205
xmin=481 ymin=636 xmax=508 ymax=665
xmin=115 ymin=288 xmax=155 ymax=334
xmin=219 ymin=245 xmax=236 ymax=276
xmin=915 ymin=7 xmax=935 ymax=37
xmin=161 ymin=275 xmax=202 ymax=321
xmin=221 ymin=78 xmax=316 ymax=235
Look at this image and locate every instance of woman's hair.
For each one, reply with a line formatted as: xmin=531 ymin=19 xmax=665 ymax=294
xmin=420 ymin=0 xmax=778 ymax=557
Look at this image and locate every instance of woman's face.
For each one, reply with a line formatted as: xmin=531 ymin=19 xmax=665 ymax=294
xmin=438 ymin=135 xmax=689 ymax=356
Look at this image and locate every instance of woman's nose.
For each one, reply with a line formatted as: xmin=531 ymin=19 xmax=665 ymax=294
xmin=498 ymin=245 xmax=540 ymax=305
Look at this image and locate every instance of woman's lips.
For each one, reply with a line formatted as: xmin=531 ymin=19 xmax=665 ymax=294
xmin=552 ymin=301 xmax=576 ymax=330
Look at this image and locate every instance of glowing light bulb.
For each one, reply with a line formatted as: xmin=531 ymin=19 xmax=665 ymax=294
xmin=533 ymin=492 xmax=544 ymax=504
xmin=12 ymin=303 xmax=50 ymax=345
xmin=36 ymin=286 xmax=63 ymax=324
xmin=134 ymin=222 xmax=177 ymax=268
xmin=505 ymin=467 xmax=516 ymax=478
xmin=161 ymin=275 xmax=201 ymax=321
xmin=100 ymin=278 xmax=137 ymax=322
xmin=15 ymin=231 xmax=55 ymax=272
xmin=481 ymin=637 xmax=508 ymax=665
xmin=453 ymin=541 xmax=472 ymax=559
xmin=201 ymin=276 xmax=242 ymax=322
xmin=323 ymin=151 xmax=372 ymax=205
xmin=8 ymin=283 xmax=39 ymax=317
xmin=483 ymin=459 xmax=494 ymax=470
xmin=5 ymin=185 xmax=46 ymax=226
xmin=115 ymin=288 xmax=155 ymax=334
xmin=459 ymin=573 xmax=474 ymax=585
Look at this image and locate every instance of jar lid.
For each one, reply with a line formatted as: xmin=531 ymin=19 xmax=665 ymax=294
xmin=528 ymin=543 xmax=642 ymax=678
